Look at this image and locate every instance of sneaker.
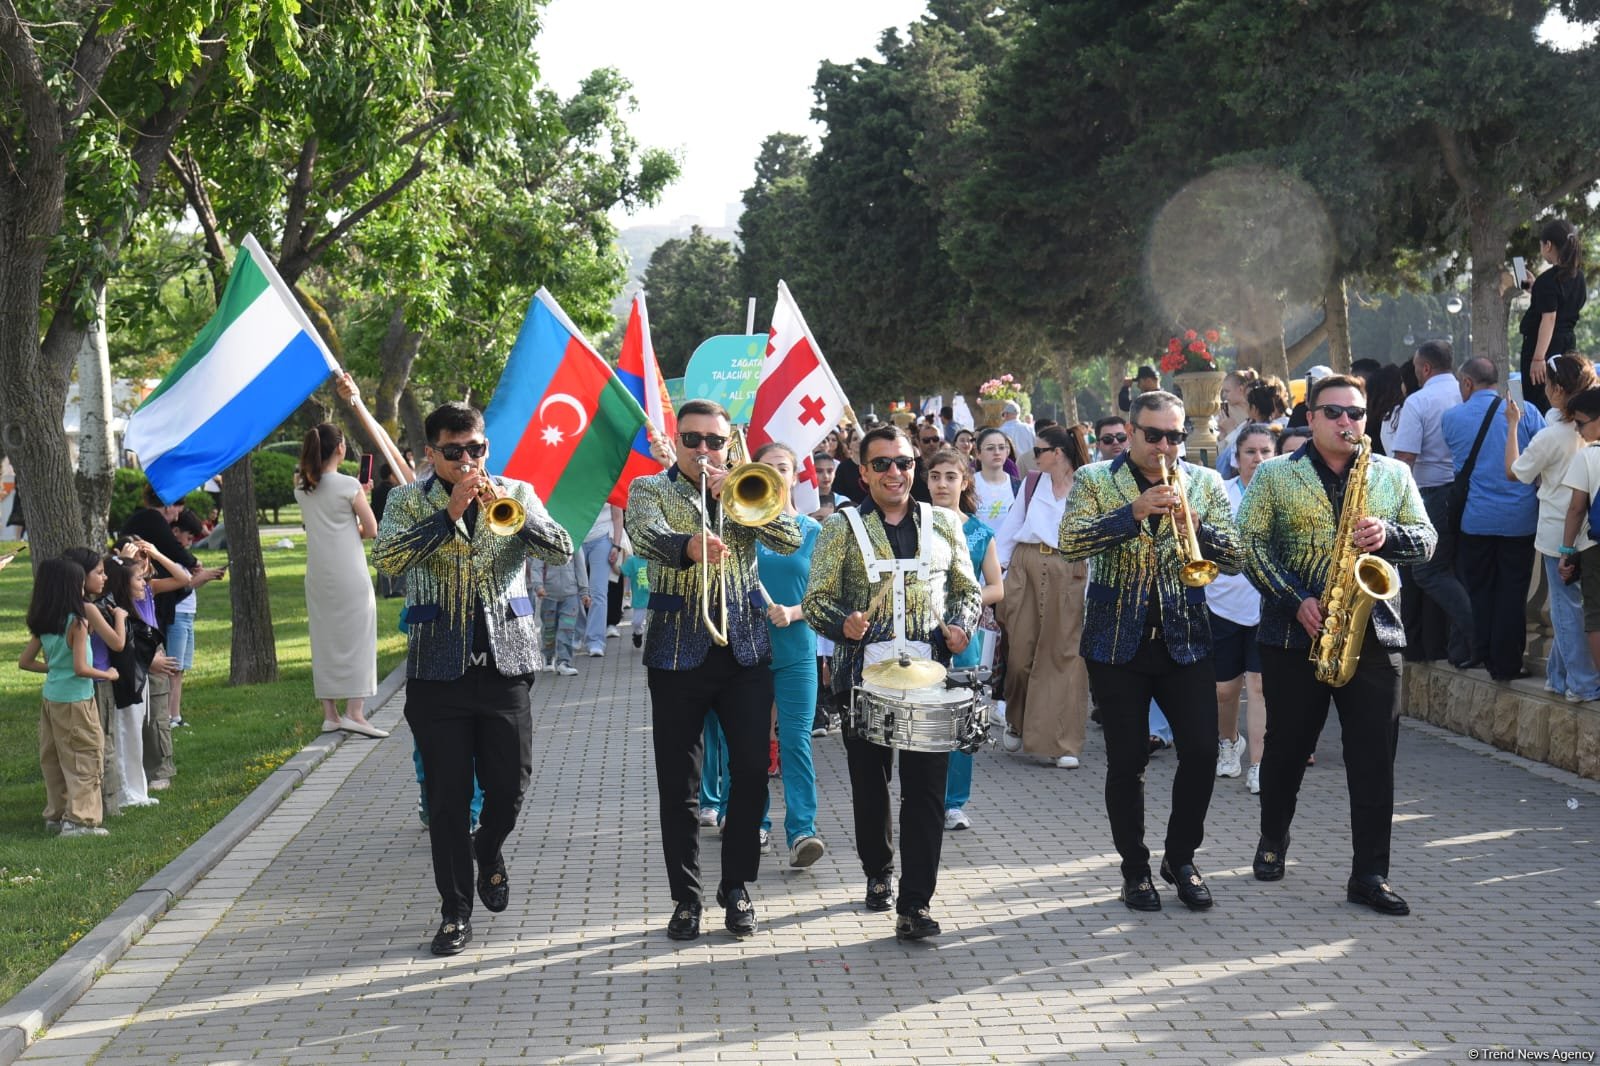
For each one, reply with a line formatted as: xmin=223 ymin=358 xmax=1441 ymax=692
xmin=789 ymin=835 xmax=825 ymax=868
xmin=1216 ymin=737 xmax=1243 ymax=778
xmin=1001 ymin=730 xmax=1022 ymax=753
xmin=44 ymin=819 xmax=61 ymax=834
xmin=1054 ymin=755 xmax=1080 ymax=769
xmin=122 ymin=796 xmax=159 ymax=808
xmin=168 ymin=716 xmax=186 ymax=728
xmin=990 ymin=700 xmax=1007 ymax=727
xmin=417 ymin=799 xmax=430 ymax=829
xmin=1247 ymin=763 xmax=1261 ymax=795
xmin=1566 ymin=691 xmax=1597 ymax=704
xmin=149 ymin=778 xmax=171 ymax=791
xmin=758 ymin=828 xmax=771 ymax=848
xmin=698 ymin=807 xmax=722 ymax=827
xmin=607 ymin=626 xmax=620 ymax=638
xmin=556 ymin=662 xmax=578 ymax=676
xmin=587 ymin=647 xmax=605 ymax=657
xmin=60 ymin=821 xmax=109 ymax=838
xmin=944 ymin=808 xmax=971 ymax=831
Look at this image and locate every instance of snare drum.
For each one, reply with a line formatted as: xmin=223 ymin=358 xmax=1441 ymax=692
xmin=850 ymin=681 xmax=988 ymax=753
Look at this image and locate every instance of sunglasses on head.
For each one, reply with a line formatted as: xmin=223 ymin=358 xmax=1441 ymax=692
xmin=1130 ymin=424 xmax=1187 ymax=446
xmin=1315 ymin=404 xmax=1366 ymax=422
xmin=679 ymin=431 xmax=728 ymax=450
xmin=1098 ymin=432 xmax=1128 ymax=445
xmin=433 ymin=441 xmax=488 ymax=461
xmin=868 ymin=456 xmax=917 ymax=473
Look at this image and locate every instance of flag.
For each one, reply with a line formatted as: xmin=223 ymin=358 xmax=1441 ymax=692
xmin=746 ymin=281 xmax=852 ymax=513
xmin=614 ymin=293 xmax=674 ymax=487
xmin=483 ymin=288 xmax=649 ymax=540
xmin=123 ymin=234 xmax=338 ymax=504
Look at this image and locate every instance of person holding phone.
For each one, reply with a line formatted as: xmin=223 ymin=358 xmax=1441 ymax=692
xmin=1520 ymin=218 xmax=1587 ymax=415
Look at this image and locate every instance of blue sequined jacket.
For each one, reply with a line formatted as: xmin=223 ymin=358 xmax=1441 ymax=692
xmin=1057 ymin=453 xmax=1243 ymax=666
xmin=624 ymin=466 xmax=802 ymax=670
xmin=373 ymin=474 xmax=574 ymax=680
xmin=1236 ymin=442 xmax=1435 ymax=650
xmin=802 ymin=501 xmax=982 ymax=696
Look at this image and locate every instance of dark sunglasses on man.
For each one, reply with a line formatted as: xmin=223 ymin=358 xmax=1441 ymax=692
xmin=920 ymin=436 xmax=941 ymax=446
xmin=1129 ymin=424 xmax=1188 ymax=446
xmin=679 ymin=431 xmax=729 ymax=450
xmin=1098 ymin=432 xmax=1129 ymax=445
xmin=1314 ymin=404 xmax=1366 ymax=422
xmin=867 ymin=456 xmax=917 ymax=473
xmin=433 ymin=441 xmax=488 ymax=461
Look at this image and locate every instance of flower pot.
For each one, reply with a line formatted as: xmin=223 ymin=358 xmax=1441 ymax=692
xmin=1174 ymin=368 xmax=1225 ymax=464
xmin=978 ymin=399 xmax=1006 ymax=427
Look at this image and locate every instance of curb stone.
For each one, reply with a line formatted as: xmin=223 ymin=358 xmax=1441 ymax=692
xmin=0 ymin=663 xmax=407 ymax=1065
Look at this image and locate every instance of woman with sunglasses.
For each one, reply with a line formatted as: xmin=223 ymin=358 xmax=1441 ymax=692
xmin=995 ymin=425 xmax=1091 ymax=770
xmin=972 ymin=428 xmax=1021 ymax=533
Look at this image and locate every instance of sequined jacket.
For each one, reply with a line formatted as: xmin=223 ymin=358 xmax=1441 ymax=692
xmin=802 ymin=501 xmax=982 ymax=696
xmin=1057 ymin=453 xmax=1243 ymax=666
xmin=624 ymin=466 xmax=802 ymax=670
xmin=374 ymin=474 xmax=574 ymax=680
xmin=1236 ymin=442 xmax=1435 ymax=650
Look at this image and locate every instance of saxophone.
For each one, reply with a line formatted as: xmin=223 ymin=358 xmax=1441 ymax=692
xmin=1309 ymin=432 xmax=1401 ymax=687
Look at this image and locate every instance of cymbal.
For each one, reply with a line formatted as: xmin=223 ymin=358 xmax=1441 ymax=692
xmin=862 ymin=657 xmax=946 ymax=689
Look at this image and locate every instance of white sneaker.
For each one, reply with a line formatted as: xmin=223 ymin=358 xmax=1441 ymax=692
xmin=698 ymin=807 xmax=721 ymax=827
xmin=789 ymin=835 xmax=826 ymax=867
xmin=60 ymin=821 xmax=109 ymax=837
xmin=990 ymin=699 xmax=1007 ymax=726
xmin=555 ymin=662 xmax=577 ymax=676
xmin=1001 ymin=730 xmax=1022 ymax=753
xmin=606 ymin=626 xmax=620 ymax=638
xmin=1217 ymin=737 xmax=1243 ymax=778
xmin=587 ymin=647 xmax=605 ymax=657
xmin=1054 ymin=755 xmax=1080 ymax=769
xmin=759 ymin=828 xmax=771 ymax=848
xmin=944 ymin=808 xmax=971 ymax=831
xmin=1247 ymin=763 xmax=1261 ymax=794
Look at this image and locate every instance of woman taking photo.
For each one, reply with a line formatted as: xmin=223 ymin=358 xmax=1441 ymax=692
xmin=295 ymin=423 xmax=386 ymax=739
xmin=925 ymin=448 xmax=1004 ymax=830
xmin=1520 ymin=218 xmax=1587 ymax=414
xmin=972 ymin=428 xmax=1020 ymax=533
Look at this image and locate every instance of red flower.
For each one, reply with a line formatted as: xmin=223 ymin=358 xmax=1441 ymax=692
xmin=1167 ymin=338 xmax=1182 ymax=353
xmin=1188 ymin=340 xmax=1205 ymax=354
xmin=1184 ymin=329 xmax=1198 ymax=341
xmin=1205 ymin=329 xmax=1220 ymax=344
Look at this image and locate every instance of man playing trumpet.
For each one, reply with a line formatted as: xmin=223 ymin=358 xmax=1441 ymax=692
xmin=625 ymin=400 xmax=802 ymax=941
xmin=1236 ymin=374 xmax=1435 ymax=916
xmin=374 ymin=402 xmax=575 ymax=956
xmin=1058 ymin=391 xmax=1242 ymax=912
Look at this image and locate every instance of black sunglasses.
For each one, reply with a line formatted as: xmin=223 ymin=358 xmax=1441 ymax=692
xmin=433 ymin=441 xmax=487 ymax=461
xmin=1098 ymin=432 xmax=1128 ymax=445
xmin=1032 ymin=445 xmax=1060 ymax=457
xmin=919 ymin=436 xmax=941 ymax=445
xmin=1315 ymin=404 xmax=1367 ymax=422
xmin=1130 ymin=423 xmax=1187 ymax=446
xmin=868 ymin=456 xmax=917 ymax=473
xmin=679 ymin=432 xmax=729 ymax=450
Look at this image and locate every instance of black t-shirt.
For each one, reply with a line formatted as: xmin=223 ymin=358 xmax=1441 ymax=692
xmin=1521 ymin=267 xmax=1587 ymax=344
xmin=1129 ymin=465 xmax=1165 ymax=631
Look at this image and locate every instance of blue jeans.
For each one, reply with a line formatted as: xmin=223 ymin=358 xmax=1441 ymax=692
xmin=761 ymin=657 xmax=819 ymax=845
xmin=1149 ymin=700 xmax=1173 ymax=744
xmin=1544 ymin=554 xmax=1600 ymax=700
xmin=413 ymin=744 xmax=483 ymax=826
xmin=580 ymin=535 xmax=612 ymax=652
xmin=698 ymin=715 xmax=730 ymax=814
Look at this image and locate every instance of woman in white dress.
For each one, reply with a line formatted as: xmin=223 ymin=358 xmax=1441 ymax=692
xmin=295 ymin=423 xmax=386 ymax=738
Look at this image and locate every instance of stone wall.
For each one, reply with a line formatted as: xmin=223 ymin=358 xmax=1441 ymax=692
xmin=1404 ymin=662 xmax=1600 ymax=780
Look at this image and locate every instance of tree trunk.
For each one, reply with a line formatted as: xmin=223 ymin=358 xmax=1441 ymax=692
xmin=399 ymin=386 xmax=428 ymax=457
xmin=1233 ymin=290 xmax=1289 ymax=383
xmin=375 ymin=302 xmax=422 ymax=430
xmin=1052 ymin=347 xmax=1079 ymax=426
xmin=221 ymin=453 xmax=277 ymax=683
xmin=75 ymin=283 xmax=116 ymax=547
xmin=1324 ymin=276 xmax=1352 ymax=373
xmin=1469 ymin=213 xmax=1513 ymax=384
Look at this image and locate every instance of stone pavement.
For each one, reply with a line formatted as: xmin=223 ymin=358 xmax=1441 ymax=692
xmin=15 ymin=642 xmax=1600 ymax=1065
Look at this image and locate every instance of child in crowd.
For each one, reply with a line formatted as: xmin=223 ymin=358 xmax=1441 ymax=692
xmin=619 ymin=552 xmax=649 ymax=648
xmin=20 ymin=557 xmax=120 ymax=837
xmin=534 ymin=549 xmax=589 ymax=676
xmin=104 ymin=539 xmax=186 ymax=805
xmin=62 ymin=547 xmax=127 ymax=818
xmin=165 ymin=508 xmax=223 ymax=729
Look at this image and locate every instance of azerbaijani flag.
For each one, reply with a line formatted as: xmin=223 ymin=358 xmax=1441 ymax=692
xmin=123 ymin=234 xmax=338 ymax=504
xmin=614 ymin=293 xmax=673 ymax=489
xmin=483 ymin=288 xmax=649 ymax=540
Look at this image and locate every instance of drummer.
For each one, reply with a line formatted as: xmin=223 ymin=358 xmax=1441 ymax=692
xmin=803 ymin=425 xmax=982 ymax=940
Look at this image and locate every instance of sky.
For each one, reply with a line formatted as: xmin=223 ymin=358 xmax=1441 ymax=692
xmin=533 ymin=0 xmax=930 ymax=229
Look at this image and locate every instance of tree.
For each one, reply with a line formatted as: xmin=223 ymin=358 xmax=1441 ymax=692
xmin=641 ymin=226 xmax=742 ymax=374
xmin=737 ymin=133 xmax=814 ymax=302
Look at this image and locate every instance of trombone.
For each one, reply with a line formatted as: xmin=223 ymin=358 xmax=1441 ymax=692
xmin=1157 ymin=455 xmax=1218 ymax=588
xmin=697 ymin=428 xmax=788 ymax=645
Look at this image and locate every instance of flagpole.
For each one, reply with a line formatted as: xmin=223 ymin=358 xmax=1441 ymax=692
xmin=777 ymin=280 xmax=858 ymax=425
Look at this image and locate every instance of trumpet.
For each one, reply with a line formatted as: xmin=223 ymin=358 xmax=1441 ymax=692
xmin=459 ymin=463 xmax=525 ymax=536
xmin=1157 ymin=455 xmax=1218 ymax=588
xmin=697 ymin=428 xmax=788 ymax=645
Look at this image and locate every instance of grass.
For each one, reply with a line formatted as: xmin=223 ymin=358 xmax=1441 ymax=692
xmin=0 ymin=536 xmax=406 ymax=1004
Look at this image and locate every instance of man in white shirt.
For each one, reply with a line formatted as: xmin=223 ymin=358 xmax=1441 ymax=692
xmin=1389 ymin=340 xmax=1476 ymax=668
xmin=998 ymin=401 xmax=1036 ymax=474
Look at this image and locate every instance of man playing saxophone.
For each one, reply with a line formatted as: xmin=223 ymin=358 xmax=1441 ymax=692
xmin=1236 ymin=374 xmax=1436 ymax=916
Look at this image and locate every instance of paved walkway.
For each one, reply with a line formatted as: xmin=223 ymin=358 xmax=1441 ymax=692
xmin=16 ymin=642 xmax=1600 ymax=1064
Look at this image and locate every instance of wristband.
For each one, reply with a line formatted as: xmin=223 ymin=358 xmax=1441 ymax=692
xmin=1560 ymin=545 xmax=1578 ymax=556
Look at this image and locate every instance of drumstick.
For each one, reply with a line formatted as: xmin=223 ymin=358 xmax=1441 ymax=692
xmin=865 ymin=579 xmax=895 ymax=618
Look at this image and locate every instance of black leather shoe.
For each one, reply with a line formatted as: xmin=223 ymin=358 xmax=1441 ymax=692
xmin=716 ymin=885 xmax=758 ymax=937
xmin=1347 ymin=874 xmax=1410 ymax=915
xmin=1160 ymin=859 xmax=1214 ymax=910
xmin=1119 ymin=872 xmax=1161 ymax=912
xmin=666 ymin=901 xmax=702 ymax=941
xmin=477 ymin=854 xmax=509 ymax=913
xmin=895 ymin=908 xmax=941 ymax=940
xmin=864 ymin=877 xmax=895 ymax=912
xmin=1253 ymin=832 xmax=1290 ymax=881
xmin=430 ymin=918 xmax=471 ymax=956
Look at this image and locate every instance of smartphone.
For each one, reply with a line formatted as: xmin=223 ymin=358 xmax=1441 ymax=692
xmin=358 ymin=453 xmax=374 ymax=485
xmin=1512 ymin=256 xmax=1528 ymax=289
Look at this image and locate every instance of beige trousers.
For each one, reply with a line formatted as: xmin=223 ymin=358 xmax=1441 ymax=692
xmin=40 ymin=697 xmax=104 ymax=826
xmin=1000 ymin=544 xmax=1089 ymax=758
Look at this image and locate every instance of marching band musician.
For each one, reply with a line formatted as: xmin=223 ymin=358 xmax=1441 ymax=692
xmin=1236 ymin=374 xmax=1435 ymax=916
xmin=374 ymin=402 xmax=575 ymax=957
xmin=624 ymin=400 xmax=802 ymax=942
xmin=802 ymin=425 xmax=982 ymax=940
xmin=1058 ymin=391 xmax=1242 ymax=913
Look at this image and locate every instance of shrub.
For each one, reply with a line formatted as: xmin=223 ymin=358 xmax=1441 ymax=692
xmin=182 ymin=489 xmax=216 ymax=522
xmin=252 ymin=451 xmax=297 ymax=523
xmin=108 ymin=468 xmax=149 ymax=533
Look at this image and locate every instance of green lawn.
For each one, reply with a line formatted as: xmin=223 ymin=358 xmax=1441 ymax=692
xmin=0 ymin=538 xmax=406 ymax=1003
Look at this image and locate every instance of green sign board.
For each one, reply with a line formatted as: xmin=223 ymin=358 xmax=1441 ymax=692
xmin=682 ymin=334 xmax=765 ymax=423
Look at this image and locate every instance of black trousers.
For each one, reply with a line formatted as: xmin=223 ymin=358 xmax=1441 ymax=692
xmin=1258 ymin=628 xmax=1401 ymax=878
xmin=1085 ymin=637 xmax=1218 ymax=880
xmin=1456 ymin=532 xmax=1536 ymax=679
xmin=405 ymin=668 xmax=534 ymax=922
xmin=842 ymin=730 xmax=948 ymax=915
xmin=647 ymin=644 xmax=772 ymax=906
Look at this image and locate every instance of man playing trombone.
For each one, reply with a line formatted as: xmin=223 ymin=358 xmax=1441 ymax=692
xmin=1059 ymin=391 xmax=1242 ymax=913
xmin=625 ymin=400 xmax=802 ymax=941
